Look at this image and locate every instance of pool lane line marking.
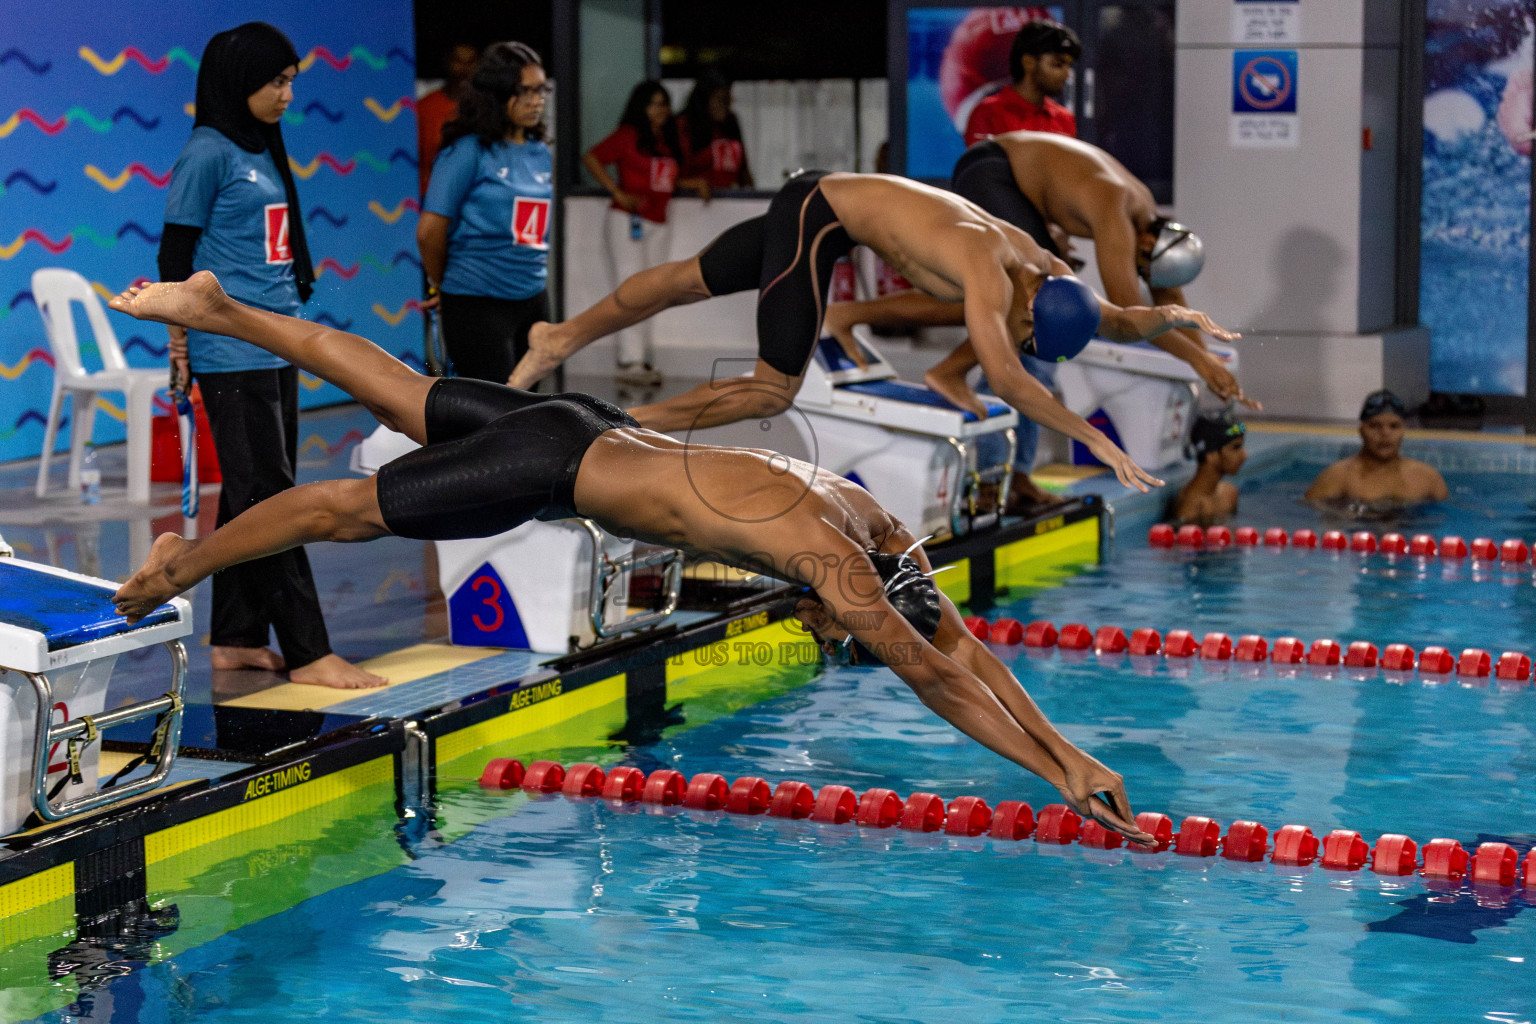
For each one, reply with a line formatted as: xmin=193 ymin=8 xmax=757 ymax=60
xmin=479 ymin=760 xmax=1536 ymax=893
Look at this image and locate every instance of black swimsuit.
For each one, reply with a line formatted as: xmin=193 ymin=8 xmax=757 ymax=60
xmin=950 ymin=140 xmax=1061 ymax=256
xmin=374 ymin=378 xmax=638 ymax=541
xmin=694 ymin=170 xmax=857 ymax=376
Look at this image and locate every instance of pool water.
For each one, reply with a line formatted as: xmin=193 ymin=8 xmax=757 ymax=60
xmin=22 ymin=448 xmax=1536 ymax=1024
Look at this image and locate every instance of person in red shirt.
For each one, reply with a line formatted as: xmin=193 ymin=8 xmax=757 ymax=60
xmin=964 ymin=20 xmax=1080 ymax=145
xmin=678 ymin=70 xmax=754 ymax=190
xmin=585 ymin=81 xmax=709 ymax=385
xmin=417 ymin=42 xmax=479 ymax=197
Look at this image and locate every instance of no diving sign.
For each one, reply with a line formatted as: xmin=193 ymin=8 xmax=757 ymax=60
xmin=1231 ymin=49 xmax=1298 ymax=148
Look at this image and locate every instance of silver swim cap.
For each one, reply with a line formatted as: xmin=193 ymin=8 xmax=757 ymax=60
xmin=1146 ymin=220 xmax=1205 ymax=289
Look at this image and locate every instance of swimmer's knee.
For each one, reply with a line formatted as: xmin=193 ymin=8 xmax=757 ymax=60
xmin=315 ymin=478 xmax=388 ymax=541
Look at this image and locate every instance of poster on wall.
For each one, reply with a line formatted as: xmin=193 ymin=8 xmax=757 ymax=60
xmin=1231 ymin=0 xmax=1299 ymax=45
xmin=905 ymin=5 xmax=1064 ymax=180
xmin=1230 ymin=49 xmax=1299 ymax=148
xmin=1421 ymin=0 xmax=1534 ymax=395
xmin=0 ymin=2 xmax=420 ymax=463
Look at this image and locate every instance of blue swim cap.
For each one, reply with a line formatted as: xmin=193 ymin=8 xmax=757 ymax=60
xmin=1030 ymin=276 xmax=1100 ymax=362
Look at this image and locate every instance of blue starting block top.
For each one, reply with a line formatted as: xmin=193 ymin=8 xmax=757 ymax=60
xmin=838 ymin=379 xmax=1012 ymax=423
xmin=0 ymin=560 xmax=178 ymax=651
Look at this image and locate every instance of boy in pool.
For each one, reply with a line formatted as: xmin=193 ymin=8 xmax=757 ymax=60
xmin=1168 ymin=414 xmax=1246 ymax=526
xmin=107 ymin=272 xmax=1155 ymax=847
xmin=1304 ymin=390 xmax=1447 ymax=508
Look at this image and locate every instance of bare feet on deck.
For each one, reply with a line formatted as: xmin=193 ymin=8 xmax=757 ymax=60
xmin=211 ymin=646 xmax=287 ymax=671
xmin=509 ymin=321 xmax=570 ymax=390
xmin=923 ymin=366 xmax=988 ymax=420
xmin=1005 ymin=474 xmax=1068 ymax=516
xmin=113 ymin=531 xmax=196 ymax=623
xmin=288 ymin=654 xmax=388 ymax=689
xmin=107 ymin=271 xmax=228 ymax=331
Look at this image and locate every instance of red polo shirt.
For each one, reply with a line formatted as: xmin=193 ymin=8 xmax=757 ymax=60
xmin=964 ymin=89 xmax=1077 ymax=144
xmin=588 ymin=125 xmax=680 ymax=224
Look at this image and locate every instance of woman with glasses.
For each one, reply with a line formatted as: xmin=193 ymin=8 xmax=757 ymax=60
xmin=158 ymin=22 xmax=382 ymax=689
xmin=418 ymin=42 xmax=553 ymax=385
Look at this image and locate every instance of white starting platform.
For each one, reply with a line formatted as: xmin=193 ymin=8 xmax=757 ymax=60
xmin=1054 ymin=339 xmax=1241 ymax=471
xmin=0 ymin=552 xmax=191 ymax=836
xmin=352 ymin=426 xmax=683 ymax=655
xmin=790 ymin=329 xmax=1019 ymax=541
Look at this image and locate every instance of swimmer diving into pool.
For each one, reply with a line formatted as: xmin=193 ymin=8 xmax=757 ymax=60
xmin=108 ymin=272 xmax=1154 ymax=847
xmin=509 ymin=170 xmax=1237 ymax=493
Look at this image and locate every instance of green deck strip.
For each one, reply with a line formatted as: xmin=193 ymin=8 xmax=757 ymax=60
xmin=0 ymin=868 xmax=76 ymax=1023
xmin=995 ymin=517 xmax=1099 ymax=592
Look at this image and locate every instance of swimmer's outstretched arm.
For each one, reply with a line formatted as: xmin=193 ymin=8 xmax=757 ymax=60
xmin=109 ymin=272 xmax=435 ymax=444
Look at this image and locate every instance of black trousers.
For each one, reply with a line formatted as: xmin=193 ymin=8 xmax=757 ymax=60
xmin=439 ymin=290 xmax=550 ymax=385
xmin=196 ymin=365 xmax=331 ymax=668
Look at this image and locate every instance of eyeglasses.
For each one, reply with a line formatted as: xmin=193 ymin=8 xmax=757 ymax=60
xmin=515 ymin=84 xmax=554 ymax=100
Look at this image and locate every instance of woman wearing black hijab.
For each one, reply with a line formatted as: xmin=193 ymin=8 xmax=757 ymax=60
xmin=159 ymin=22 xmax=383 ymax=688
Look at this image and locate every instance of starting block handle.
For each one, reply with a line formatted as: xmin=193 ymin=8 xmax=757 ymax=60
xmin=28 ymin=639 xmax=188 ymax=823
xmin=944 ymin=429 xmax=1017 ymax=538
xmin=577 ymin=520 xmax=684 ymax=640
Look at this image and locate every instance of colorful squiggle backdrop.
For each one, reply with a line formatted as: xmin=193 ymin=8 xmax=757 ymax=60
xmin=0 ymin=2 xmax=420 ymax=462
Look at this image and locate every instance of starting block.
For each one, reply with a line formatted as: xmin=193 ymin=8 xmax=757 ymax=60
xmin=352 ymin=425 xmax=683 ymax=654
xmin=1055 ymin=340 xmax=1241 ymax=471
xmin=792 ymin=330 xmax=1019 ymax=540
xmin=0 ymin=555 xmax=190 ymax=836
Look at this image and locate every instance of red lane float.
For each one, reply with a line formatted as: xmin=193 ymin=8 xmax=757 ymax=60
xmin=1128 ymin=628 xmax=1162 ymax=656
xmin=1409 ymin=534 xmax=1437 ymax=556
xmin=1133 ymin=812 xmax=1174 ymax=852
xmin=963 ymin=616 xmax=989 ymax=640
xmin=603 ymin=765 xmax=645 ymax=801
xmin=1350 ymin=531 xmax=1377 ymax=553
xmin=1382 ymin=643 xmax=1417 ymax=672
xmin=1201 ymin=632 xmax=1233 ymax=661
xmin=812 ymin=785 xmax=858 ymax=824
xmin=1078 ymin=819 xmax=1124 ymax=850
xmin=1272 ymin=825 xmax=1320 ymax=865
xmin=1234 ymin=635 xmax=1269 ymax=662
xmin=1523 ymin=849 xmax=1536 ymax=888
xmin=1021 ymin=620 xmax=1056 ymax=647
xmin=990 ymin=618 xmax=1025 ymax=645
xmin=855 ymin=788 xmax=903 ymax=828
xmin=1345 ymin=641 xmax=1379 ymax=669
xmin=1175 ymin=816 xmax=1221 ymax=857
xmin=1457 ymin=649 xmax=1492 ymax=679
xmin=945 ymin=796 xmax=992 ymax=836
xmin=1371 ymin=834 xmax=1418 ymax=876
xmin=1058 ymin=623 xmax=1093 ymax=650
xmin=1321 ymin=829 xmax=1369 ymax=871
xmin=1263 ymin=527 xmax=1289 ymax=548
xmin=726 ymin=776 xmax=772 ymax=814
xmin=522 ymin=760 xmax=565 ymax=793
xmin=1206 ymin=525 xmax=1233 ymax=548
xmin=1148 ymin=524 xmax=1176 ymax=547
xmin=1422 ymin=838 xmax=1469 ymax=879
xmin=1441 ymin=535 xmax=1468 ymax=558
xmin=1271 ymin=637 xmax=1305 ymax=665
xmin=1471 ymin=537 xmax=1499 ymax=560
xmin=1222 ymin=821 xmax=1269 ymax=862
xmin=1307 ymin=639 xmax=1342 ymax=667
xmin=899 ymin=792 xmax=946 ymax=832
xmin=769 ymin=780 xmax=815 ymax=819
xmin=1094 ymin=626 xmax=1129 ymax=653
xmin=1164 ymin=630 xmax=1198 ymax=658
xmin=684 ymin=772 xmax=729 ymax=810
xmin=1380 ymin=533 xmax=1408 ymax=555
xmin=988 ymin=800 xmax=1035 ymax=840
xmin=1419 ymin=646 xmax=1455 ymax=675
xmin=1292 ymin=529 xmax=1319 ymax=548
xmin=1177 ymin=524 xmax=1205 ymax=548
xmin=479 ymin=757 xmax=526 ymax=790
xmin=1321 ymin=530 xmax=1348 ymax=551
xmin=1497 ymin=651 xmax=1532 ymax=681
xmin=1502 ymin=539 xmax=1530 ymax=563
xmin=1235 ymin=526 xmax=1260 ymax=546
xmin=562 ymin=762 xmax=606 ymax=797
xmin=642 ymin=769 xmax=686 ymax=805
xmin=1471 ymin=842 xmax=1519 ymax=886
xmin=1034 ymin=803 xmax=1081 ymax=844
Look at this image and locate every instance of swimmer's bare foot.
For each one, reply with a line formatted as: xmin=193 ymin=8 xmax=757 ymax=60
xmin=510 ymin=320 xmax=570 ymax=390
xmin=288 ymin=654 xmax=388 ymax=689
xmin=211 ymin=645 xmax=287 ymax=671
xmin=113 ymin=531 xmax=196 ymax=623
xmin=107 ymin=270 xmax=229 ymax=333
xmin=924 ymin=365 xmax=988 ymax=420
xmin=1004 ymin=474 xmax=1067 ymax=516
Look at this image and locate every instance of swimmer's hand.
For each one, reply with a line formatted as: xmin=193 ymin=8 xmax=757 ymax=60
xmin=1154 ymin=304 xmax=1241 ymax=344
xmin=1191 ymin=348 xmax=1262 ymax=412
xmin=1058 ymin=751 xmax=1156 ymax=848
xmin=1086 ymin=435 xmax=1163 ymax=493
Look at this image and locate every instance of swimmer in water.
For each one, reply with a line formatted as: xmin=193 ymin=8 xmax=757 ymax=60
xmin=1168 ymin=414 xmax=1246 ymax=526
xmin=107 ymin=272 xmax=1155 ymax=847
xmin=510 ymin=170 xmax=1238 ymax=495
xmin=1304 ymin=390 xmax=1447 ymax=510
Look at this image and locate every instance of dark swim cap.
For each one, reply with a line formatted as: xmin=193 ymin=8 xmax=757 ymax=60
xmin=1359 ymin=389 xmax=1406 ymax=420
xmin=1030 ymin=276 xmax=1100 ymax=363
xmin=840 ymin=553 xmax=944 ymax=666
xmin=1189 ymin=415 xmax=1245 ymax=459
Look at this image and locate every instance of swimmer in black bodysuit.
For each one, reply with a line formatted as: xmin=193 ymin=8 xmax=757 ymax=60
xmin=509 ymin=171 xmax=1238 ymax=495
xmin=107 ymin=271 xmax=1155 ymax=847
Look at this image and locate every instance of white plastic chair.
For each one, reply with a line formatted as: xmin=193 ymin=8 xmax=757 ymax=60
xmin=32 ymin=268 xmax=165 ymax=504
